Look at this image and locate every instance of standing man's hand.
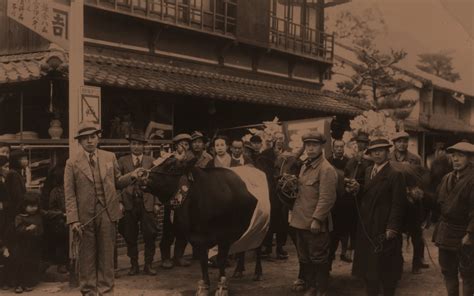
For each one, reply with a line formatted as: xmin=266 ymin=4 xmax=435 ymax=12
xmin=119 ymin=202 xmax=125 ymax=214
xmin=154 ymin=204 xmax=160 ymax=215
xmin=310 ymin=219 xmax=321 ymax=234
xmin=385 ymin=229 xmax=398 ymax=240
xmin=462 ymin=233 xmax=474 ymax=246
xmin=71 ymin=222 xmax=83 ymax=238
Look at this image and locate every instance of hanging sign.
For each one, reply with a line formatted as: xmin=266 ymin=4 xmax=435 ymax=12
xmin=80 ymin=86 xmax=101 ymax=125
xmin=7 ymin=0 xmax=70 ymax=49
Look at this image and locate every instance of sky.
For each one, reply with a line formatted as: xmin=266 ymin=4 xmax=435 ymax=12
xmin=326 ymin=0 xmax=474 ymax=94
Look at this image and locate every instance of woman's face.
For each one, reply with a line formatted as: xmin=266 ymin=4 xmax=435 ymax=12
xmin=1 ymin=162 xmax=9 ymax=177
xmin=20 ymin=157 xmax=29 ymax=168
xmin=214 ymin=139 xmax=228 ymax=156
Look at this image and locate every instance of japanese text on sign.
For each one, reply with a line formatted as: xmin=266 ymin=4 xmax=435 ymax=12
xmin=7 ymin=0 xmax=70 ymax=49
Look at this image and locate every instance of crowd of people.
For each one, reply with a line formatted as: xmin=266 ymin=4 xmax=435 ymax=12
xmin=0 ymin=121 xmax=473 ymax=296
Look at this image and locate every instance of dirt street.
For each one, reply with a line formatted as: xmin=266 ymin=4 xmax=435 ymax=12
xmin=0 ymin=231 xmax=446 ymax=295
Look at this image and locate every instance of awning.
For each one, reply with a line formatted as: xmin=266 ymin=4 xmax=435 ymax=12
xmin=0 ymin=50 xmax=368 ymax=116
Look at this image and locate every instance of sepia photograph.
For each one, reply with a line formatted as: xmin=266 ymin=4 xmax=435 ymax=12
xmin=0 ymin=0 xmax=473 ymax=295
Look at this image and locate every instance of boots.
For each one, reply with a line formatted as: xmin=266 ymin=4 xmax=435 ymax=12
xmin=444 ymin=277 xmax=459 ymax=296
xmin=128 ymin=259 xmax=139 ymax=276
xmin=144 ymin=262 xmax=157 ymax=276
xmin=315 ymin=263 xmax=329 ymax=296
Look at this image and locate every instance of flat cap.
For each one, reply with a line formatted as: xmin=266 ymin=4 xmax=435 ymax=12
xmin=391 ymin=131 xmax=410 ymax=142
xmin=190 ymin=131 xmax=205 ymax=141
xmin=366 ymin=138 xmax=392 ymax=153
xmin=173 ymin=133 xmax=192 ymax=143
xmin=351 ymin=132 xmax=370 ymax=143
xmin=302 ymin=131 xmax=326 ymax=144
xmin=75 ymin=121 xmax=101 ymax=139
xmin=447 ymin=142 xmax=474 ymax=154
xmin=127 ymin=130 xmax=147 ymax=143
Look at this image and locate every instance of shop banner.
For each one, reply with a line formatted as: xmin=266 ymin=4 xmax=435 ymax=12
xmin=282 ymin=117 xmax=332 ymax=155
xmin=7 ymin=0 xmax=70 ymax=50
xmin=80 ymin=86 xmax=101 ymax=125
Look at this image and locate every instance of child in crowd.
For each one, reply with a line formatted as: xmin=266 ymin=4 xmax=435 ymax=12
xmin=12 ymin=193 xmax=43 ymax=293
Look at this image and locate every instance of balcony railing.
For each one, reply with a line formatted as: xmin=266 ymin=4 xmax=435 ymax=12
xmin=269 ymin=15 xmax=334 ymax=62
xmin=86 ymin=0 xmax=237 ymax=37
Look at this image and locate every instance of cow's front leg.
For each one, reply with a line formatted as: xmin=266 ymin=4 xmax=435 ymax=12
xmin=215 ymin=243 xmax=230 ymax=296
xmin=232 ymin=252 xmax=245 ymax=278
xmin=253 ymin=247 xmax=263 ymax=281
xmin=196 ymin=244 xmax=210 ymax=296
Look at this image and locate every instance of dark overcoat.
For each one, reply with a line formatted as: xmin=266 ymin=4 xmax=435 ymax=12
xmin=118 ymin=154 xmax=158 ymax=212
xmin=255 ymin=148 xmax=287 ymax=233
xmin=352 ymin=162 xmax=408 ymax=282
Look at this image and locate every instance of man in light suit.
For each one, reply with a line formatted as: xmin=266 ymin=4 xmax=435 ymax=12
xmin=65 ymin=122 xmax=140 ymax=296
xmin=118 ymin=131 xmax=160 ymax=276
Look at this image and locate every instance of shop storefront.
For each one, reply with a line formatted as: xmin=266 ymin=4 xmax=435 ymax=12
xmin=0 ymin=46 xmax=367 ymax=190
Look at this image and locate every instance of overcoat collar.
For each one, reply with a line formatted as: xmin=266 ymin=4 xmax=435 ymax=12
xmin=363 ymin=162 xmax=391 ymax=193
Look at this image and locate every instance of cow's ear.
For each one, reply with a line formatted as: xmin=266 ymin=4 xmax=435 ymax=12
xmin=187 ymin=172 xmax=194 ymax=183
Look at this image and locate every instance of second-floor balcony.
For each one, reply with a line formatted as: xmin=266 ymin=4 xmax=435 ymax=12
xmin=269 ymin=14 xmax=334 ymax=61
xmin=85 ymin=0 xmax=334 ymax=62
xmin=85 ymin=0 xmax=238 ymax=37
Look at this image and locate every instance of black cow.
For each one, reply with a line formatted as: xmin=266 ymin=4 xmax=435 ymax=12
xmin=142 ymin=156 xmax=269 ymax=296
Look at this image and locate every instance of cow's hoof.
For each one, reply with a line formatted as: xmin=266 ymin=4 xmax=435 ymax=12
xmin=215 ymin=277 xmax=228 ymax=296
xmin=252 ymin=274 xmax=262 ymax=281
xmin=195 ymin=280 xmax=210 ymax=296
xmin=232 ymin=271 xmax=243 ymax=278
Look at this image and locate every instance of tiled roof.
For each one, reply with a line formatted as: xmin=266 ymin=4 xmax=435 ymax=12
xmin=0 ymin=52 xmax=46 ymax=83
xmin=0 ymin=51 xmax=368 ymax=115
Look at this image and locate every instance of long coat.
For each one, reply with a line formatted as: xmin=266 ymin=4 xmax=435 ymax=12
xmin=255 ymin=148 xmax=287 ymax=233
xmin=64 ymin=149 xmax=134 ymax=224
xmin=118 ymin=154 xmax=158 ymax=212
xmin=432 ymin=167 xmax=474 ymax=251
xmin=352 ymin=162 xmax=408 ymax=282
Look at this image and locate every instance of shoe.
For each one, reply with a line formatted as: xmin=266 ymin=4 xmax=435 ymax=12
xmin=144 ymin=263 xmax=157 ymax=275
xmin=276 ymin=247 xmax=289 ymax=260
xmin=173 ymin=257 xmax=191 ymax=267
xmin=411 ymin=266 xmax=422 ymax=274
xmin=292 ymin=279 xmax=306 ymax=292
xmin=57 ymin=265 xmax=68 ymax=274
xmin=419 ymin=259 xmax=429 ymax=269
xmin=340 ymin=254 xmax=352 ymax=263
xmin=15 ymin=286 xmax=23 ymax=294
xmin=23 ymin=287 xmax=33 ymax=292
xmin=161 ymin=259 xmax=174 ymax=269
xmin=128 ymin=263 xmax=140 ymax=276
xmin=303 ymin=287 xmax=317 ymax=296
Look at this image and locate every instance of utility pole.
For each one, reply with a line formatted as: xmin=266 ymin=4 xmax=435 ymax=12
xmin=68 ymin=0 xmax=84 ymax=287
xmin=68 ymin=0 xmax=84 ymax=156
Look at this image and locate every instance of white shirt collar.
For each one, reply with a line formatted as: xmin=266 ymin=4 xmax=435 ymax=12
xmin=83 ymin=148 xmax=97 ymax=160
xmin=133 ymin=154 xmax=143 ymax=162
xmin=373 ymin=161 xmax=389 ymax=173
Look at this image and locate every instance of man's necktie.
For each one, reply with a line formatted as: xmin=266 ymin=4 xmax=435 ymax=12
xmin=134 ymin=157 xmax=141 ymax=168
xmin=370 ymin=167 xmax=378 ymax=179
xmin=89 ymin=153 xmax=95 ymax=168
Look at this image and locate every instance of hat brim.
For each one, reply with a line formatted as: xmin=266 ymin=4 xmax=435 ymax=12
xmin=447 ymin=147 xmax=474 ymax=154
xmin=392 ymin=136 xmax=409 ymax=142
xmin=366 ymin=143 xmax=392 ymax=153
xmin=74 ymin=129 xmax=102 ymax=139
xmin=127 ymin=137 xmax=148 ymax=143
xmin=303 ymin=139 xmax=326 ymax=144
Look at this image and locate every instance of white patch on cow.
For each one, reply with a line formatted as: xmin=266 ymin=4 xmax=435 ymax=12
xmin=227 ymin=166 xmax=270 ymax=254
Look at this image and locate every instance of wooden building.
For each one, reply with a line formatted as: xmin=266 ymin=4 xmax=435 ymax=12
xmin=0 ymin=0 xmax=366 ymax=188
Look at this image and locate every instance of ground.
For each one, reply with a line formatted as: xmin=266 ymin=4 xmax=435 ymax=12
xmin=1 ymin=231 xmax=446 ymax=295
